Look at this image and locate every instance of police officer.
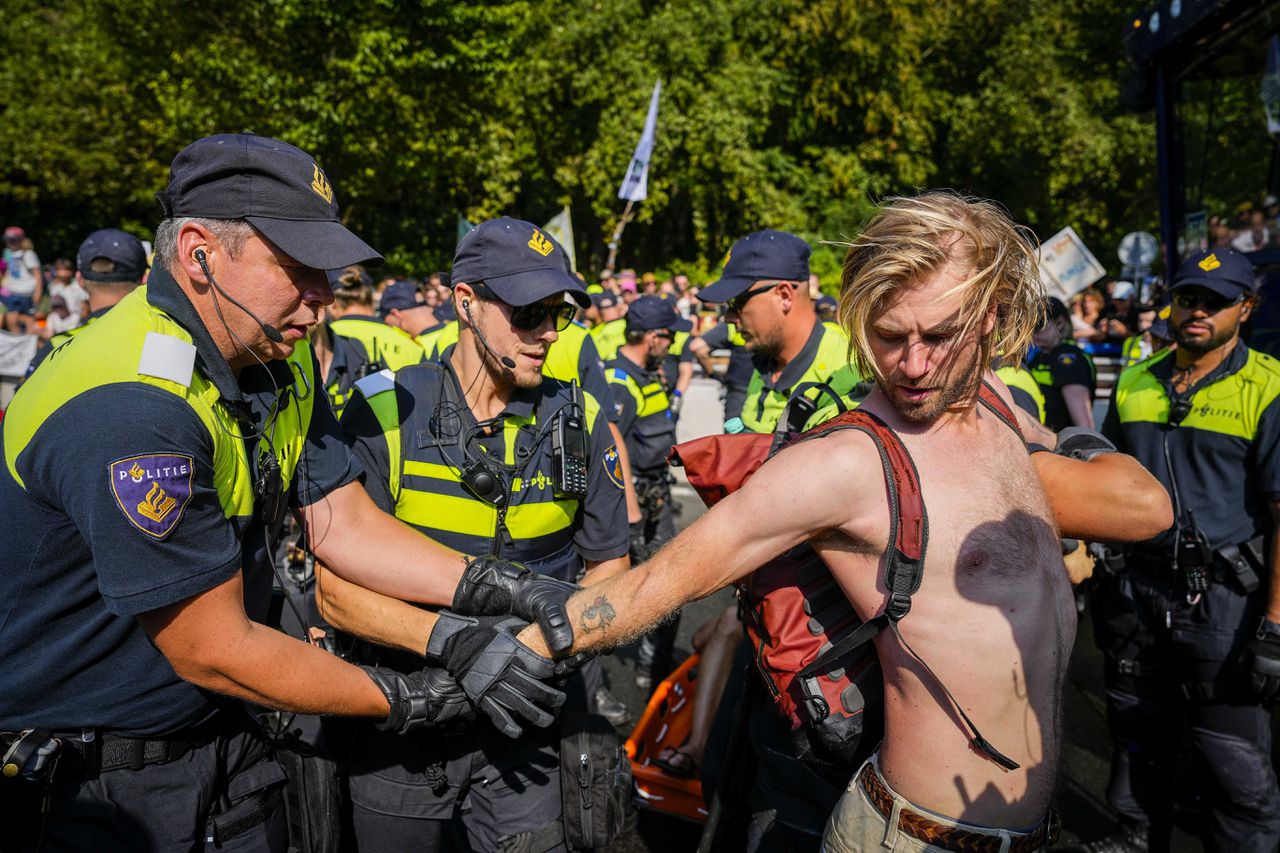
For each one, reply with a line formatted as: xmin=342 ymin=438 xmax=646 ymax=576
xmin=380 ymin=278 xmax=439 ymax=339
xmin=697 ymin=229 xmax=862 ymax=434
xmin=26 ymin=228 xmax=149 ymax=376
xmin=1120 ymin=301 xmax=1174 ymax=369
xmin=996 ymin=359 xmax=1046 ymax=423
xmin=1028 ymin=296 xmax=1096 ymax=430
xmin=0 ymin=135 xmax=566 ymax=851
xmin=590 ymin=290 xmax=627 ymax=360
xmin=1094 ymin=248 xmax=1280 ymax=852
xmin=658 ymin=303 xmax=696 ymax=417
xmin=316 ymin=217 xmax=630 ymax=852
xmin=607 ymin=296 xmax=682 ymax=688
xmin=689 ymin=318 xmax=756 ymax=424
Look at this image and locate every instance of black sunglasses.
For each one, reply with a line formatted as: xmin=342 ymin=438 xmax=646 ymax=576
xmin=1172 ymin=288 xmax=1247 ymax=314
xmin=472 ymin=284 xmax=577 ymax=332
xmin=728 ymin=282 xmax=783 ymax=313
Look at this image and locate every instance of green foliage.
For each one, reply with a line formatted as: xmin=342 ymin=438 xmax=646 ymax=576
xmin=0 ymin=0 xmax=1159 ymax=278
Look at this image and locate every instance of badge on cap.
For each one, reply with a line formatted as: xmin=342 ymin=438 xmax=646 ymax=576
xmin=1199 ymin=253 xmax=1221 ymax=272
xmin=528 ymin=229 xmax=554 ymax=257
xmin=310 ymin=164 xmax=333 ymax=204
xmin=109 ymin=454 xmax=195 ymax=540
xmin=603 ymin=445 xmax=625 ymax=490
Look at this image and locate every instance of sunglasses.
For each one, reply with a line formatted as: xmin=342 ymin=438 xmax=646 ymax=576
xmin=728 ymin=282 xmax=783 ymax=313
xmin=472 ymin=284 xmax=578 ymax=332
xmin=1172 ymin=288 xmax=1247 ymax=314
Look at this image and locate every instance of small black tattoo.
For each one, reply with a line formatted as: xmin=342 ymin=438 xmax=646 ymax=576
xmin=581 ymin=595 xmax=617 ymax=634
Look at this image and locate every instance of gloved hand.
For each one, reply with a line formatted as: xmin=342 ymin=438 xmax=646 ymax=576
xmin=1055 ymin=427 xmax=1117 ymax=461
xmin=361 ymin=665 xmax=474 ymax=735
xmin=1248 ymin=619 xmax=1280 ymax=702
xmin=669 ymin=390 xmax=683 ymax=417
xmin=452 ymin=555 xmax=578 ymax=654
xmin=629 ymin=521 xmax=649 ymax=565
xmin=426 ymin=611 xmax=566 ymax=738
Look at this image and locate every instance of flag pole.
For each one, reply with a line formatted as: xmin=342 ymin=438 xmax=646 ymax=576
xmin=605 ymin=199 xmax=635 ymax=272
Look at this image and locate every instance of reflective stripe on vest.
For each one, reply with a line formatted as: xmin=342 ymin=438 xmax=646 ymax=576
xmin=4 ymin=286 xmax=315 ymax=518
xmin=354 ymin=364 xmax=600 ymax=558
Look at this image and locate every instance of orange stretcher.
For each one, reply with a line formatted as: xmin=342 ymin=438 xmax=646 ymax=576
xmin=625 ymin=654 xmax=708 ymax=824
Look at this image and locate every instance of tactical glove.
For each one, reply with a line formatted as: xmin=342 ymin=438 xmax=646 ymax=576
xmin=452 ymin=555 xmax=578 ymax=654
xmin=1055 ymin=427 xmax=1117 ymax=461
xmin=628 ymin=521 xmax=650 ymax=565
xmin=426 ymin=611 xmax=566 ymax=738
xmin=1249 ymin=619 xmax=1280 ymax=702
xmin=361 ymin=665 xmax=474 ymax=735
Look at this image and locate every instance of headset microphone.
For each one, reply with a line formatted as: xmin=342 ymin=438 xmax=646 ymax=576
xmin=194 ymin=248 xmax=286 ymax=343
xmin=463 ymin=299 xmax=517 ymax=369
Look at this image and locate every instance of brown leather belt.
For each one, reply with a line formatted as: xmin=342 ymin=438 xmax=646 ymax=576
xmin=858 ymin=763 xmax=1060 ymax=852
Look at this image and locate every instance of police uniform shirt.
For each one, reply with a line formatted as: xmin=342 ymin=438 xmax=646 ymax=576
xmin=341 ymin=349 xmax=628 ymax=576
xmin=1028 ymin=342 xmax=1095 ymax=431
xmin=329 ymin=313 xmax=426 ymax=372
xmin=608 ymin=353 xmax=677 ymax=473
xmin=699 ymin=322 xmax=755 ymax=390
xmin=995 ymin=364 xmax=1046 ymax=424
xmin=1103 ymin=342 xmax=1280 ymax=554
xmin=0 ymin=266 xmax=357 ymax=736
xmin=741 ymin=319 xmax=855 ymax=434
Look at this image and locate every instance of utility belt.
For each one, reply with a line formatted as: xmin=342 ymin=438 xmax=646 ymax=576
xmin=2 ymin=712 xmax=227 ymax=782
xmin=1123 ymin=533 xmax=1265 ymax=594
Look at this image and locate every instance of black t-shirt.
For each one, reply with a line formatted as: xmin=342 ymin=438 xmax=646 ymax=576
xmin=1029 ymin=342 xmax=1094 ymax=431
xmin=0 ymin=274 xmax=357 ymax=736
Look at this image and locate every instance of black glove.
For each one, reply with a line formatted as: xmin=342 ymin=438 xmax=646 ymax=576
xmin=361 ymin=665 xmax=474 ymax=735
xmin=629 ymin=520 xmax=649 ymax=565
xmin=1055 ymin=427 xmax=1117 ymax=461
xmin=452 ymin=555 xmax=578 ymax=654
xmin=1249 ymin=619 xmax=1280 ymax=702
xmin=426 ymin=611 xmax=566 ymax=738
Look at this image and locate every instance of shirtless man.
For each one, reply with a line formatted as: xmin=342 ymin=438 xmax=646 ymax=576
xmin=518 ymin=192 xmax=1173 ymax=849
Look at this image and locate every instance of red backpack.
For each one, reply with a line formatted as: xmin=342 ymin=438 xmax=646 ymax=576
xmin=673 ymin=382 xmax=1023 ymax=770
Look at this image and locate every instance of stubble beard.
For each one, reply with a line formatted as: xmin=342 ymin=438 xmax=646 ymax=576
xmin=1174 ymin=319 xmax=1237 ymax=356
xmin=887 ymin=345 xmax=982 ymax=423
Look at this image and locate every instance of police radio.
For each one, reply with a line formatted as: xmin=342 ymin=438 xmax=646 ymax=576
xmin=1176 ymin=510 xmax=1213 ymax=595
xmin=553 ymin=382 xmax=590 ymax=499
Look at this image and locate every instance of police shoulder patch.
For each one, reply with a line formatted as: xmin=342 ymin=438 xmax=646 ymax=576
xmin=603 ymin=444 xmax=625 ymax=490
xmin=1057 ymin=352 xmax=1076 ymax=366
xmin=109 ymin=454 xmax=195 ymax=540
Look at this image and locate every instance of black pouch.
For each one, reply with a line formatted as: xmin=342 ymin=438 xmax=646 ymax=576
xmin=559 ymin=712 xmax=633 ymax=850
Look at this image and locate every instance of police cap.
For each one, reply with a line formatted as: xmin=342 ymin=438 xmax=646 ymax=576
xmin=77 ymin=228 xmax=148 ymax=283
xmin=452 ymin=217 xmax=589 ymax=308
xmin=698 ymin=229 xmax=810 ymax=303
xmin=1173 ymin=249 xmax=1257 ymax=299
xmin=626 ymin=295 xmax=678 ymax=333
xmin=594 ymin=291 xmax=620 ymax=310
xmin=157 ymin=133 xmax=383 ymax=271
xmin=379 ymin=280 xmax=424 ymax=314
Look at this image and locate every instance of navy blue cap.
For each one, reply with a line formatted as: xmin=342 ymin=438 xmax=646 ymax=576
xmin=594 ymin=291 xmax=620 ymax=310
xmin=77 ymin=228 xmax=147 ymax=282
xmin=699 ymin=229 xmax=811 ymax=303
xmin=1173 ymin=249 xmax=1257 ymax=298
xmin=379 ymin=280 xmax=424 ymax=314
xmin=434 ymin=301 xmax=457 ymax=323
xmin=673 ymin=316 xmax=693 ymax=334
xmin=625 ymin=296 xmax=679 ymax=332
xmin=158 ymin=133 xmax=382 ymax=270
xmin=815 ymin=294 xmax=837 ymax=312
xmin=1150 ymin=301 xmax=1172 ymax=341
xmin=452 ymin=216 xmax=589 ymax=308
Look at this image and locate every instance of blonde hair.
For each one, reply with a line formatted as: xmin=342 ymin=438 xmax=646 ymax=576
xmin=836 ymin=191 xmax=1043 ymax=382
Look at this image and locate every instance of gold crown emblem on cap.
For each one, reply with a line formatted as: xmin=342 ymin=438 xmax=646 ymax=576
xmin=528 ymin=229 xmax=554 ymax=257
xmin=310 ymin=164 xmax=334 ymax=204
xmin=1198 ymin=253 xmax=1221 ymax=272
xmin=1159 ymin=304 xmax=1171 ymax=319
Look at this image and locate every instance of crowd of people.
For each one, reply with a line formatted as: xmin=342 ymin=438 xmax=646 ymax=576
xmin=1 ymin=131 xmax=1277 ymax=853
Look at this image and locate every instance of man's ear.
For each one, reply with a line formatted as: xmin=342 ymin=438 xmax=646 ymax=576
xmin=981 ymin=303 xmax=998 ymax=337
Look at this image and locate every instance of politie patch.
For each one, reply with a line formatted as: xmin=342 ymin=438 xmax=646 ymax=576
xmin=603 ymin=444 xmax=625 ymax=489
xmin=109 ymin=454 xmax=195 ymax=540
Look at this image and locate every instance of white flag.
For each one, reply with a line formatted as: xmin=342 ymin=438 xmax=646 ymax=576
xmin=617 ymin=81 xmax=662 ymax=202
xmin=543 ymin=205 xmax=576 ymax=272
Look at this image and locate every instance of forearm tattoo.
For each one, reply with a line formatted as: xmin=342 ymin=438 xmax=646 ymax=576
xmin=581 ymin=595 xmax=617 ymax=635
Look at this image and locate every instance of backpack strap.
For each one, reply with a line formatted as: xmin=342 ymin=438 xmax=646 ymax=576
xmin=793 ymin=406 xmax=1020 ymax=771
xmin=977 ymin=380 xmax=1025 ymax=442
